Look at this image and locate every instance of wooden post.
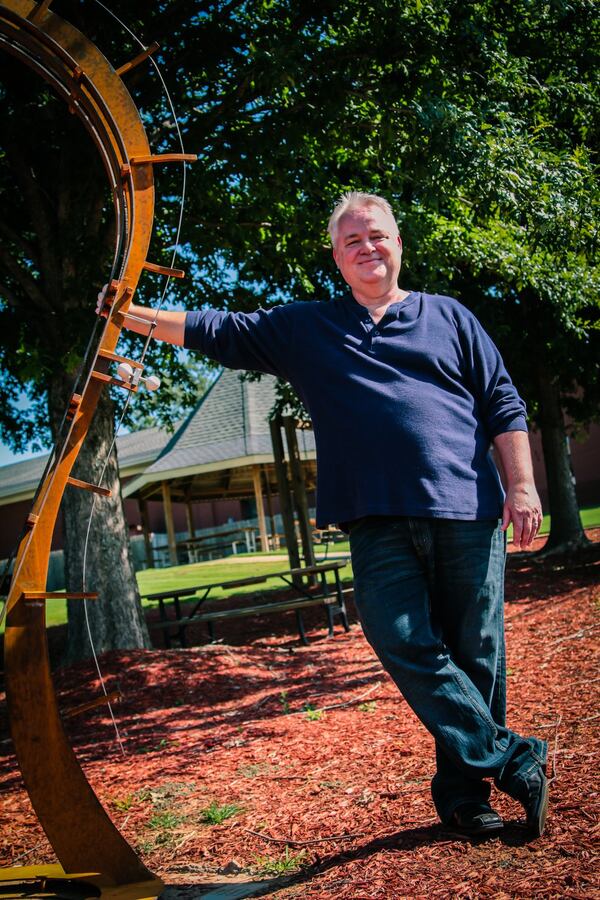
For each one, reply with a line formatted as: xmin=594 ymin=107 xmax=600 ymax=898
xmin=283 ymin=417 xmax=316 ymax=570
xmin=28 ymin=0 xmax=52 ymax=24
xmin=185 ymin=499 xmax=196 ymax=539
xmin=139 ymin=498 xmax=154 ymax=569
xmin=252 ymin=464 xmax=269 ymax=552
xmin=263 ymin=467 xmax=277 ymax=544
xmin=161 ymin=481 xmax=178 ymax=566
xmin=269 ymin=417 xmax=301 ymax=572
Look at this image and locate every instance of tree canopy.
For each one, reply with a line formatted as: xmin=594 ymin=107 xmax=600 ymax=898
xmin=1 ymin=0 xmax=598 ymax=546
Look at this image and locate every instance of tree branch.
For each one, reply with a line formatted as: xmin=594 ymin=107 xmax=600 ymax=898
xmin=4 ymin=139 xmax=59 ymax=301
xmin=0 ymin=219 xmax=39 ymax=266
xmin=0 ymin=242 xmax=51 ymax=313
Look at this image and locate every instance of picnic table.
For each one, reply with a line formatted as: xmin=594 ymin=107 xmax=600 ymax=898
xmin=143 ymin=560 xmax=351 ymax=647
xmin=178 ymin=525 xmax=258 ymax=562
xmin=312 ymin=526 xmax=346 ymax=559
xmin=153 ymin=526 xmax=259 ymax=566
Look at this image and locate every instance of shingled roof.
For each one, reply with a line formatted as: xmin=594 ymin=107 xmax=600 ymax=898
xmin=0 ymin=426 xmax=169 ymax=506
xmin=123 ymin=369 xmax=316 ymax=500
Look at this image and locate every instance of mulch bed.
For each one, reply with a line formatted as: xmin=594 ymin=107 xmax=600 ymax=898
xmin=1 ymin=532 xmax=599 ymax=898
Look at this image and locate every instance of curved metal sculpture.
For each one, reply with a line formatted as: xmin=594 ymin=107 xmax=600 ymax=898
xmin=0 ymin=1 xmax=193 ymax=895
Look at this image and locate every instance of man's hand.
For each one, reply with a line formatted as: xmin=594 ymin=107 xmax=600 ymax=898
xmin=501 ymin=482 xmax=543 ymax=550
xmin=493 ymin=430 xmax=543 ymax=550
xmin=96 ymin=284 xmax=111 ymax=318
xmin=95 ymin=284 xmax=187 ymax=345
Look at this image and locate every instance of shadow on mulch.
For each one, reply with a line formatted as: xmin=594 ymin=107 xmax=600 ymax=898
xmin=226 ymin=820 xmax=537 ymax=898
xmin=0 ymin=582 xmax=360 ymax=677
xmin=1 ymin=540 xmax=598 ymax=748
xmin=0 ymin=588 xmax=373 ymax=793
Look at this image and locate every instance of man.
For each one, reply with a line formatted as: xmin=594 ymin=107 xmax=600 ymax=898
xmin=104 ymin=191 xmax=548 ymax=838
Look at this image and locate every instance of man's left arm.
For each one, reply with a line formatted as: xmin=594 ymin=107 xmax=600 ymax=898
xmin=493 ymin=430 xmax=543 ymax=549
xmin=462 ymin=309 xmax=542 ymax=548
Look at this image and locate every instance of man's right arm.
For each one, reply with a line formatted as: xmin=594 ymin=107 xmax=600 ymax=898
xmin=120 ymin=304 xmax=186 ymax=346
xmin=97 ymin=288 xmax=298 ymax=379
xmin=96 ymin=289 xmax=186 ymax=345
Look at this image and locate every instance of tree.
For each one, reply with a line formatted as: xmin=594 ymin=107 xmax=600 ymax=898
xmin=1 ymin=0 xmax=598 ymax=669
xmin=404 ymin=0 xmax=600 ymax=551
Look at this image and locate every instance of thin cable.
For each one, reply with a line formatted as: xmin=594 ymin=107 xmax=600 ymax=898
xmin=82 ymin=580 xmax=126 ymax=756
xmin=79 ymin=1 xmax=191 ymax=749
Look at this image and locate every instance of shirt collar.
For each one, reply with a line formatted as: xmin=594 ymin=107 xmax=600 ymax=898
xmin=343 ymin=291 xmax=420 ymax=320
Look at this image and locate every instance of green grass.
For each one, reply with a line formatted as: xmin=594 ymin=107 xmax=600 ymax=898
xmin=138 ymin=557 xmax=311 ymax=598
xmin=147 ymin=811 xmax=184 ymax=830
xmin=3 ymin=505 xmax=598 ymax=634
xmin=137 ymin=555 xmax=353 ymax=608
xmin=199 ymin=801 xmax=243 ymax=824
xmin=0 ymin=551 xmax=353 ymax=633
xmin=253 ymin=847 xmax=308 ymax=876
xmin=580 ymin=506 xmax=600 ymax=529
xmin=506 ymin=503 xmax=600 ymax=541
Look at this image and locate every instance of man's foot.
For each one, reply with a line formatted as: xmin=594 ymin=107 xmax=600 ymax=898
xmin=449 ymin=802 xmax=503 ymax=836
xmin=522 ymin=765 xmax=549 ymax=838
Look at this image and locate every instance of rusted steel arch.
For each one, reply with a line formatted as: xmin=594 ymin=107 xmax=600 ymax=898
xmin=0 ymin=0 xmax=171 ymax=893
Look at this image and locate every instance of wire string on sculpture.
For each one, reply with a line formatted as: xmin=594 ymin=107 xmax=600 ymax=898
xmin=77 ymin=0 xmax=195 ymax=754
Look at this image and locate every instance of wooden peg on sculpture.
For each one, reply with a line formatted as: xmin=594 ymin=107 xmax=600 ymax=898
xmin=66 ymin=392 xmax=82 ymax=421
xmin=115 ymin=42 xmax=160 ymax=78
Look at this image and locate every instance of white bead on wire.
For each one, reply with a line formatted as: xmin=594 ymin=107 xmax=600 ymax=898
xmin=117 ymin=361 xmax=160 ymax=391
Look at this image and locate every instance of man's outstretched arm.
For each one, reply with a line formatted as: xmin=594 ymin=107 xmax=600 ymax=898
xmin=97 ymin=288 xmax=186 ymax=345
xmin=493 ymin=430 xmax=543 ymax=550
xmin=96 ymin=287 xmax=296 ymax=378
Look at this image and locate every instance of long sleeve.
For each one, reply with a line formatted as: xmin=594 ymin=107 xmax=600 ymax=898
xmin=184 ymin=305 xmax=296 ymax=380
xmin=461 ymin=313 xmax=528 ymax=438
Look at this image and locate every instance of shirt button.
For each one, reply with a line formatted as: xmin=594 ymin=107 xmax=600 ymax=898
xmin=372 ymin=329 xmax=379 ymax=336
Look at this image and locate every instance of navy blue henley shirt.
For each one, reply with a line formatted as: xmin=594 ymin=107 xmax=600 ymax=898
xmin=184 ymin=292 xmax=527 ymax=527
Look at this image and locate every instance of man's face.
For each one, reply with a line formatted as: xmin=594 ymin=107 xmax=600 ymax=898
xmin=332 ymin=205 xmax=403 ymax=298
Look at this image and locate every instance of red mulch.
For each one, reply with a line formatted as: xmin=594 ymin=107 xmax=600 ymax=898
xmin=1 ymin=532 xmax=599 ymax=898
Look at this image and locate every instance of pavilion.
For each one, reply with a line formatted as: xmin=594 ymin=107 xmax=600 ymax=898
xmin=123 ymin=368 xmax=317 ymax=567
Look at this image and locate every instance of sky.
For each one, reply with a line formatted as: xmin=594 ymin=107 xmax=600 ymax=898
xmin=0 ymin=443 xmax=46 ymax=468
xmin=0 ymin=390 xmax=48 ymax=469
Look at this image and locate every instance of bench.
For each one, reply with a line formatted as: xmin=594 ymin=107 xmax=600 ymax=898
xmin=152 ymin=526 xmax=260 ymax=566
xmin=144 ymin=562 xmax=350 ymax=647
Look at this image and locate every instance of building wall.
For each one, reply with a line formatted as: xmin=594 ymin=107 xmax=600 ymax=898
xmin=0 ymin=498 xmax=38 ymax=559
xmin=128 ymin=496 xmax=245 ymax=539
xmin=529 ymin=423 xmax=600 ymax=510
xmin=0 ymin=488 xmax=246 ymax=560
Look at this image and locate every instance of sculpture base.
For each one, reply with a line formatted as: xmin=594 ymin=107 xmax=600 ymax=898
xmin=0 ymin=865 xmax=164 ymax=900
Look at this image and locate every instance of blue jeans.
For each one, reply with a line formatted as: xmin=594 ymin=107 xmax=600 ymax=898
xmin=349 ymin=516 xmax=547 ymax=823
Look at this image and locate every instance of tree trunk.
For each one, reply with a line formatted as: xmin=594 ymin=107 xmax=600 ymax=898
xmin=49 ymin=377 xmax=151 ymax=663
xmin=269 ymin=417 xmax=301 ymax=574
xmin=537 ymin=370 xmax=589 ymax=554
xmin=283 ymin=417 xmax=316 ymax=570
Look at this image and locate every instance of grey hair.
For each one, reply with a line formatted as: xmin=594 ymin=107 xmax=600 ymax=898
xmin=327 ymin=191 xmax=398 ymax=244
